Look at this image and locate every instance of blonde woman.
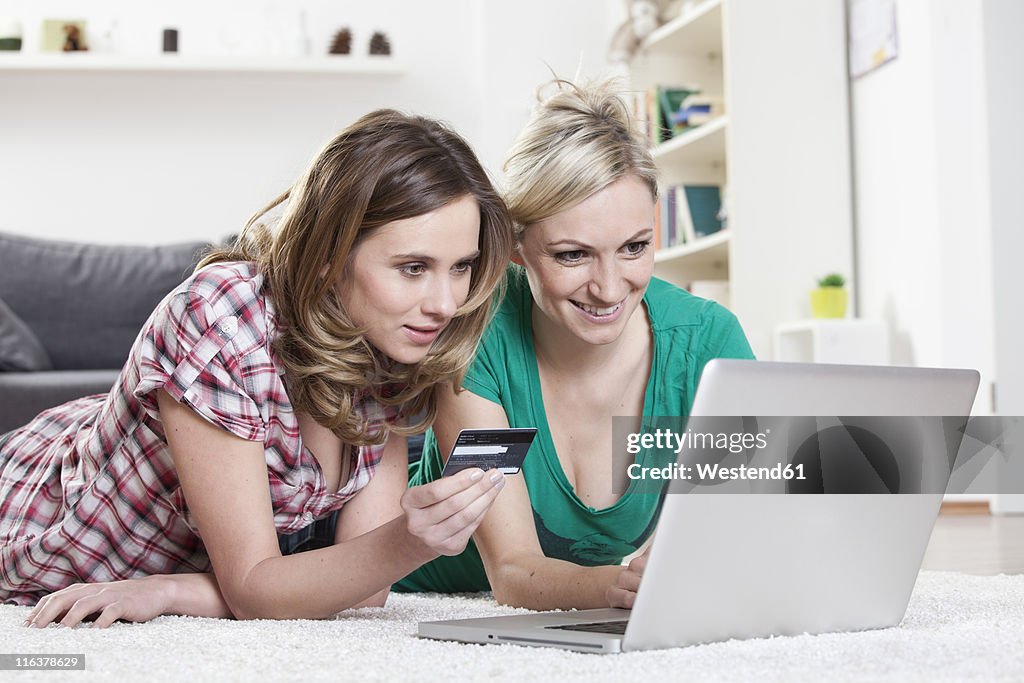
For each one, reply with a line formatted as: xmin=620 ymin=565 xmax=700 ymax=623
xmin=2 ymin=109 xmax=514 ymax=625
xmin=397 ymin=80 xmax=754 ymax=609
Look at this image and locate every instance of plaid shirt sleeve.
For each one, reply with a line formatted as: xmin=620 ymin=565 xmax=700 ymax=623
xmin=133 ymin=289 xmax=267 ymax=442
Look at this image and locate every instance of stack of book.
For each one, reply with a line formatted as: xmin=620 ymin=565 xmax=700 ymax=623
xmin=626 ymin=86 xmax=725 ymax=145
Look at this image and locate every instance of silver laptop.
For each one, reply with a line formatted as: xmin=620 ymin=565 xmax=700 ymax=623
xmin=418 ymin=359 xmax=980 ymax=653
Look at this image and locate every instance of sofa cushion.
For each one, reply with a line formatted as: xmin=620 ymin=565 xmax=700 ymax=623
xmin=0 ymin=232 xmax=208 ymax=370
xmin=0 ymin=369 xmax=120 ymax=435
xmin=0 ymin=295 xmax=53 ymax=371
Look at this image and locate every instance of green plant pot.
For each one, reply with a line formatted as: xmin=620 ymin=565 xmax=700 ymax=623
xmin=810 ymin=287 xmax=847 ymax=318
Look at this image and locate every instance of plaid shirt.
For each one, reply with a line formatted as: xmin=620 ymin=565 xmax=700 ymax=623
xmin=0 ymin=262 xmax=397 ymax=605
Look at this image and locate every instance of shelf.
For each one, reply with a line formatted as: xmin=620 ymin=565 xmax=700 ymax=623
xmin=774 ymin=319 xmax=890 ymax=365
xmin=642 ymin=0 xmax=723 ymax=58
xmin=634 ymin=0 xmax=855 ymax=357
xmin=654 ymin=229 xmax=730 ymax=265
xmin=654 ymin=230 xmax=729 ymax=283
xmin=652 ymin=115 xmax=727 ymax=168
xmin=0 ymin=53 xmax=406 ymax=75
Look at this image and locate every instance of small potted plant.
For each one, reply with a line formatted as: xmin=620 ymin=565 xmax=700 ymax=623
xmin=810 ymin=273 xmax=847 ymax=318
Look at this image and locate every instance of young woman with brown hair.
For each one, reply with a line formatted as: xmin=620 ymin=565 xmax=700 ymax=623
xmin=1 ymin=109 xmax=514 ymax=626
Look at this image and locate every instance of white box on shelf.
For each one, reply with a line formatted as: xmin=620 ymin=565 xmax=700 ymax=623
xmin=774 ymin=319 xmax=889 ymax=365
xmin=689 ymin=280 xmax=730 ymax=309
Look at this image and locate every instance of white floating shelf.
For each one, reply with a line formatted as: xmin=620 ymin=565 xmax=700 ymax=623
xmin=652 ymin=115 xmax=727 ymax=167
xmin=655 ymin=229 xmax=730 ymax=264
xmin=0 ymin=53 xmax=406 ymax=75
xmin=642 ymin=0 xmax=723 ymax=58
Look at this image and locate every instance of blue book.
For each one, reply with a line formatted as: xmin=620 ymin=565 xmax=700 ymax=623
xmin=684 ymin=185 xmax=723 ymax=237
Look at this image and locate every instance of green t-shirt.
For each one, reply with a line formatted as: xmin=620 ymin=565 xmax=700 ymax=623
xmin=395 ymin=265 xmax=754 ymax=593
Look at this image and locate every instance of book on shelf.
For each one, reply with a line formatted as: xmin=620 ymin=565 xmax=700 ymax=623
xmin=645 ymin=86 xmax=728 ymax=144
xmin=674 ymin=185 xmax=696 ymax=245
xmin=658 ymin=86 xmax=701 ymax=142
xmin=629 ymin=87 xmax=729 ymax=147
xmin=683 ymin=185 xmax=723 ymax=237
xmin=631 ymin=86 xmax=705 ymax=145
xmin=655 ymin=183 xmax=724 ymax=252
xmin=672 ymin=94 xmax=726 ymax=129
xmin=659 ymin=188 xmax=675 ymax=249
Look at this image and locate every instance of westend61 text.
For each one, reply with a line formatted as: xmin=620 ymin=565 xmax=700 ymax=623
xmin=627 ymin=462 xmax=806 ymax=482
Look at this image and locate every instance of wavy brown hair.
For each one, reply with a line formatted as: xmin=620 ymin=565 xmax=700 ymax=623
xmin=199 ymin=110 xmax=513 ymax=446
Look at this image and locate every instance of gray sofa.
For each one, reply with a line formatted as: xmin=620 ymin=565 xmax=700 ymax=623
xmin=0 ymin=232 xmax=209 ymax=435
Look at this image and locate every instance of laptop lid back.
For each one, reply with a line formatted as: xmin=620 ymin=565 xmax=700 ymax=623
xmin=622 ymin=360 xmax=979 ymax=651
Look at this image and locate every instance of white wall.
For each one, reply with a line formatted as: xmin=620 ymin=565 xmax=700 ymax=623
xmin=726 ymin=0 xmax=854 ymax=359
xmin=473 ymin=1 xmax=618 ymax=185
xmin=983 ymin=0 xmax=1024 ymax=514
xmin=0 ymin=0 xmax=609 ymax=245
xmin=850 ymin=0 xmax=995 ymax=404
xmin=984 ymin=0 xmax=1024 ymax=414
xmin=851 ymin=0 xmax=1024 ymax=511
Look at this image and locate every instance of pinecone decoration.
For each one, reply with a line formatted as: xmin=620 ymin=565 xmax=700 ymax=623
xmin=368 ymin=31 xmax=391 ymax=56
xmin=328 ymin=28 xmax=351 ymax=55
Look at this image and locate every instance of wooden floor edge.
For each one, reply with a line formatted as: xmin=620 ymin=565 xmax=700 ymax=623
xmin=940 ymin=501 xmax=991 ymax=515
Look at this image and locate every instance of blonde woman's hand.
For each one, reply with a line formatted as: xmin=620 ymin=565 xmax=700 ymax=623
xmin=400 ymin=468 xmax=506 ymax=557
xmin=24 ymin=576 xmax=174 ymax=629
xmin=606 ymin=548 xmax=650 ymax=609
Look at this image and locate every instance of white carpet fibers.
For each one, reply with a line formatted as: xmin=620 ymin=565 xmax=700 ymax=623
xmin=2 ymin=571 xmax=1023 ymax=682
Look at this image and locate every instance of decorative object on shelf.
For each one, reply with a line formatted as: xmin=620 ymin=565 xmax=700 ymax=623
xmin=40 ymin=19 xmax=88 ymax=52
xmin=810 ymin=273 xmax=848 ymax=319
xmin=0 ymin=17 xmax=22 ymax=51
xmin=162 ymin=28 xmax=178 ymax=53
xmin=368 ymin=31 xmax=391 ymax=56
xmin=328 ymin=27 xmax=352 ymax=55
xmin=62 ymin=23 xmax=88 ymax=51
xmin=608 ymin=0 xmax=667 ymax=64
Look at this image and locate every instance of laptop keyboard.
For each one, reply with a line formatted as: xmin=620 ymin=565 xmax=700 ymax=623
xmin=548 ymin=620 xmax=628 ymax=635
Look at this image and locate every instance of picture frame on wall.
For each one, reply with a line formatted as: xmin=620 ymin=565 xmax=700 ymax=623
xmin=40 ymin=19 xmax=89 ymax=52
xmin=848 ymin=0 xmax=899 ymax=79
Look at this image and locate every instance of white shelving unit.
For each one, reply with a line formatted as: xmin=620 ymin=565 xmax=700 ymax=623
xmin=774 ymin=319 xmax=890 ymax=365
xmin=0 ymin=53 xmax=405 ymax=75
xmin=629 ymin=0 xmax=854 ymax=358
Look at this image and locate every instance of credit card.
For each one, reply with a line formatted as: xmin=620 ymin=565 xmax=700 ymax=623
xmin=440 ymin=428 xmax=538 ymax=476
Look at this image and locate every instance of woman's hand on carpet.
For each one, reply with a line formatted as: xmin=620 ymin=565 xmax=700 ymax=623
xmin=24 ymin=576 xmax=174 ymax=629
xmin=606 ymin=548 xmax=650 ymax=609
xmin=401 ymin=467 xmax=506 ymax=557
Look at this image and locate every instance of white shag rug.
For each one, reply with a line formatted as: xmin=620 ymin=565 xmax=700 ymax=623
xmin=2 ymin=571 xmax=1023 ymax=682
